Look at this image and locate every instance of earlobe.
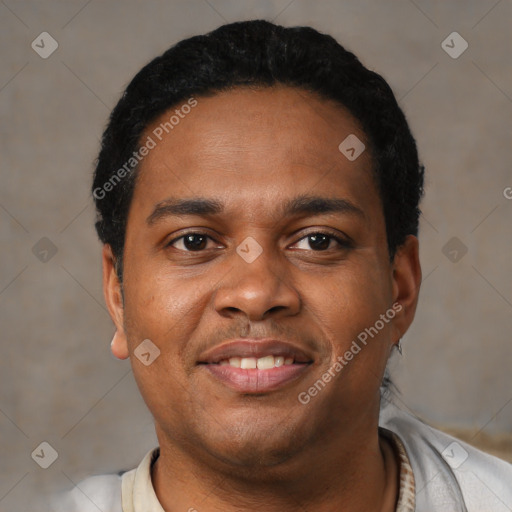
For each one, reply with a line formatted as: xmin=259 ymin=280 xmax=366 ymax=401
xmin=111 ymin=330 xmax=130 ymax=360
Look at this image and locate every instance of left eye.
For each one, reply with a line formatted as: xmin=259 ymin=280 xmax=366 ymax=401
xmin=167 ymin=233 xmax=220 ymax=251
xmin=292 ymin=232 xmax=349 ymax=251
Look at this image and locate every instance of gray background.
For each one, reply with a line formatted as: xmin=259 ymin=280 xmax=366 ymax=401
xmin=1 ymin=0 xmax=511 ymax=509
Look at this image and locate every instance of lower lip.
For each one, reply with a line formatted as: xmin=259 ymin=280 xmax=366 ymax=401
xmin=202 ymin=363 xmax=312 ymax=393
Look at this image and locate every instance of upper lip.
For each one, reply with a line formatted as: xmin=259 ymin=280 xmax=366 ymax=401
xmin=197 ymin=339 xmax=314 ymax=364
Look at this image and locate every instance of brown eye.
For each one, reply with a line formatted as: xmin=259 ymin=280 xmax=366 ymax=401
xmin=167 ymin=232 xmax=212 ymax=251
xmin=307 ymin=233 xmax=331 ymax=250
xmin=292 ymin=231 xmax=352 ymax=251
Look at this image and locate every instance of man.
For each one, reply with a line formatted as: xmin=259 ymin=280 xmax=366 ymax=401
xmin=53 ymin=19 xmax=512 ymax=512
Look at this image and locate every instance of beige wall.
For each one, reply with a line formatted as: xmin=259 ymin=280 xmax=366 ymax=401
xmin=1 ymin=0 xmax=511 ymax=509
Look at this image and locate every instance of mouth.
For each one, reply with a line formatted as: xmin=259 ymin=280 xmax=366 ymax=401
xmin=197 ymin=339 xmax=314 ymax=394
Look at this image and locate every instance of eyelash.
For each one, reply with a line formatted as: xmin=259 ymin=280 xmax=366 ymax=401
xmin=166 ymin=230 xmax=352 ymax=252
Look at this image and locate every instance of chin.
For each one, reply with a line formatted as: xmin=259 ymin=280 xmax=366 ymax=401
xmin=202 ymin=418 xmax=309 ymax=472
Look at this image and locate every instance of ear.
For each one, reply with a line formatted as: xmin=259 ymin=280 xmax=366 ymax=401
xmin=390 ymin=235 xmax=422 ymax=344
xmin=102 ymin=244 xmax=129 ymax=360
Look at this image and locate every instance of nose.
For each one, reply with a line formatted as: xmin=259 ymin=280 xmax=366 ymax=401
xmin=213 ymin=242 xmax=301 ymax=322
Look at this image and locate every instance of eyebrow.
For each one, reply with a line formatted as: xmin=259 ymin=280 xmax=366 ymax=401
xmin=146 ymin=194 xmax=365 ymax=225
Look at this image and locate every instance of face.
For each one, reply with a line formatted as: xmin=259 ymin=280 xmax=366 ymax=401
xmin=104 ymin=85 xmax=421 ymax=471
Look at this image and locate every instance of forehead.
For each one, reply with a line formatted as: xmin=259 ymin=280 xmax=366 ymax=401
xmin=131 ymin=85 xmax=380 ymax=222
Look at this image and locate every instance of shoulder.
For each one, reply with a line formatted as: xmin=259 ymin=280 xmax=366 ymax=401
xmin=50 ymin=448 xmax=159 ymax=512
xmin=380 ymin=397 xmax=512 ymax=511
xmin=50 ymin=473 xmax=123 ymax=512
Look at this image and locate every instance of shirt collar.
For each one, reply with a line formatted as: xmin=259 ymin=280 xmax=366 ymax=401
xmin=380 ymin=427 xmax=416 ymax=512
xmin=122 ymin=436 xmax=415 ymax=512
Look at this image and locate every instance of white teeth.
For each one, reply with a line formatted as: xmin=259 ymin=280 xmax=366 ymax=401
xmin=229 ymin=357 xmax=241 ymax=368
xmin=256 ymin=355 xmax=275 ymax=370
xmin=222 ymin=355 xmax=295 ymax=369
xmin=240 ymin=357 xmax=257 ymax=369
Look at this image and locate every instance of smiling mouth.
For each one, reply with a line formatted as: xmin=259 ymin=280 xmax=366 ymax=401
xmin=198 ymin=356 xmax=313 ymax=393
xmin=197 ymin=338 xmax=315 ymax=393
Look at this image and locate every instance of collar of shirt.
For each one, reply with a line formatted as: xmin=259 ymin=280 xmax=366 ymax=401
xmin=381 ymin=427 xmax=416 ymax=512
xmin=121 ymin=431 xmax=415 ymax=512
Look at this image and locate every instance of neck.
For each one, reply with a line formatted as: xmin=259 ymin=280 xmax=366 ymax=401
xmin=151 ymin=425 xmax=398 ymax=512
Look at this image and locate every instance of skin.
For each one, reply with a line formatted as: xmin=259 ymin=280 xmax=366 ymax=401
xmin=103 ymin=85 xmax=422 ymax=511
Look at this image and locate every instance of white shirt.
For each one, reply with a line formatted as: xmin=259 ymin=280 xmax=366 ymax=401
xmin=50 ymin=397 xmax=512 ymax=511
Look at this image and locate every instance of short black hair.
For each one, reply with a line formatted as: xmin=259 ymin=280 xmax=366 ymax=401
xmin=92 ymin=19 xmax=424 ymax=282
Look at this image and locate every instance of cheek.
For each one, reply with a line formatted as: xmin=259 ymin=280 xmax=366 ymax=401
xmin=122 ymin=274 xmax=202 ymax=425
xmin=303 ymin=260 xmax=393 ymax=387
xmin=308 ymin=269 xmax=393 ymax=408
xmin=122 ymin=265 xmax=218 ymax=375
xmin=308 ymin=261 xmax=390 ymax=327
xmin=124 ymin=265 xmax=200 ymax=328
